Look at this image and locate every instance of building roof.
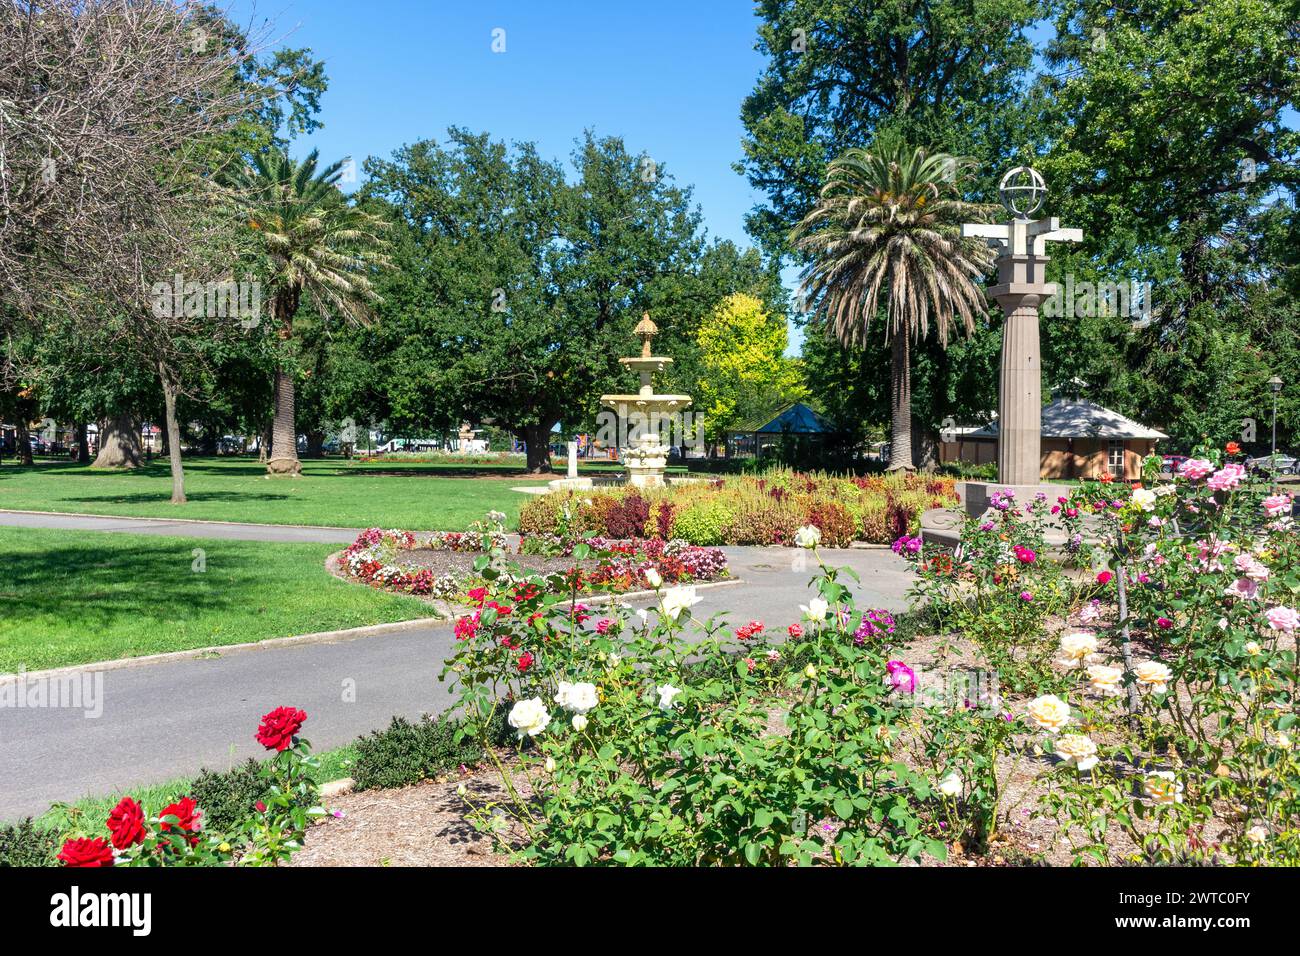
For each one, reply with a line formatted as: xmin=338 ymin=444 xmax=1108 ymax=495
xmin=729 ymin=402 xmax=832 ymax=435
xmin=967 ymin=398 xmax=1168 ymax=440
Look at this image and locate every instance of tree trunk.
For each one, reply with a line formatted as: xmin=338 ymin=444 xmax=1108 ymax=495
xmin=16 ymin=419 xmax=33 ymax=466
xmin=158 ymin=361 xmax=186 ymax=503
xmin=521 ymin=423 xmax=554 ymax=474
xmin=267 ymin=365 xmax=301 ymax=475
xmin=72 ymin=422 xmax=89 ymax=463
xmin=92 ymin=414 xmax=143 ymax=468
xmin=305 ymin=429 xmax=325 ymax=458
xmin=887 ymin=331 xmax=915 ymax=471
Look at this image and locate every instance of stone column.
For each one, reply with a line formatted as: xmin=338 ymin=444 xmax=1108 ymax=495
xmin=991 ymin=244 xmax=1051 ymax=486
xmin=567 ymin=441 xmax=578 ymax=479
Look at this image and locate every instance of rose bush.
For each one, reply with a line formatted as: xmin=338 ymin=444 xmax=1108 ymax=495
xmin=57 ymin=707 xmax=324 ymax=867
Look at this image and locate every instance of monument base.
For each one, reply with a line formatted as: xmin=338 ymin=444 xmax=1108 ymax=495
xmin=920 ymin=480 xmax=1095 ymax=554
xmin=958 ymin=480 xmax=1071 ymax=519
xmin=548 ymin=477 xmax=593 ymax=491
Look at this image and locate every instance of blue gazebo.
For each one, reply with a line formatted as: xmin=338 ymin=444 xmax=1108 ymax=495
xmin=725 ymin=402 xmax=832 ymax=459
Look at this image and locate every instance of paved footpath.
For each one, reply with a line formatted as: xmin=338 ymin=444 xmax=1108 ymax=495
xmin=0 ymin=511 xmax=913 ymax=819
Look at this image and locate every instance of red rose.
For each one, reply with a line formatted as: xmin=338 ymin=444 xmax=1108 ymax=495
xmin=1097 ymin=570 xmax=1113 ymax=585
xmin=255 ymin=800 xmax=267 ymax=814
xmin=58 ymin=836 xmax=115 ymax=867
xmin=106 ymin=796 xmax=146 ymax=849
xmin=517 ymin=651 xmax=534 ymax=672
xmin=158 ymin=796 xmax=202 ymax=845
xmin=256 ymin=705 xmax=307 ymax=751
xmin=1225 ymin=441 xmax=1241 ymax=456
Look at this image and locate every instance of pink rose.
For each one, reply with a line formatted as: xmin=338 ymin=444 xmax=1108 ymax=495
xmin=1178 ymin=458 xmax=1214 ymax=480
xmin=1266 ymin=606 xmax=1299 ymax=634
xmin=885 ymin=660 xmax=917 ymax=694
xmin=1206 ymin=463 xmax=1247 ymax=492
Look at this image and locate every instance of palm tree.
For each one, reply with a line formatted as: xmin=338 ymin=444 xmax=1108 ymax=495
xmin=223 ymin=148 xmax=389 ymax=475
xmin=792 ymin=143 xmax=997 ymax=471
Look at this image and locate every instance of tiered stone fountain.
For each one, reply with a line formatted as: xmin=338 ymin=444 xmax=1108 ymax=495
xmin=603 ymin=313 xmax=693 ymax=488
xmin=548 ymin=313 xmax=693 ymax=492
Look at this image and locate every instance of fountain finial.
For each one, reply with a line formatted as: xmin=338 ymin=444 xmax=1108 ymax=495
xmin=634 ymin=311 xmax=658 ymax=358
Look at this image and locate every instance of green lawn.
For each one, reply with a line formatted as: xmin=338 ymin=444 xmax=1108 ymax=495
xmin=0 ymin=456 xmax=550 ymax=529
xmin=0 ymin=526 xmax=436 ymax=671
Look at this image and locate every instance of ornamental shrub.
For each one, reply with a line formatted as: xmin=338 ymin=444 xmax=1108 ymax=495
xmin=351 ymin=714 xmax=486 ymax=790
xmin=672 ymin=499 xmax=733 ymax=546
xmin=802 ymin=499 xmax=857 ymax=548
xmin=190 ymin=759 xmax=268 ymax=834
xmin=0 ymin=819 xmax=58 ymax=867
xmin=605 ymin=492 xmax=651 ymax=539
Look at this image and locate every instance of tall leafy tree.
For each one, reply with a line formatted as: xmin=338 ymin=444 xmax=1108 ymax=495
xmin=361 ymin=129 xmax=734 ymax=473
xmin=739 ymin=0 xmax=1044 ymax=256
xmin=1036 ymin=0 xmax=1300 ymax=449
xmin=223 ymin=148 xmax=390 ymax=475
xmin=695 ymin=292 xmax=806 ymax=445
xmin=792 ymin=144 xmax=997 ymax=469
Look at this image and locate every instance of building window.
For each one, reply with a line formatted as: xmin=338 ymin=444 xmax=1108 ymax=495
xmin=1108 ymin=440 xmax=1125 ymax=478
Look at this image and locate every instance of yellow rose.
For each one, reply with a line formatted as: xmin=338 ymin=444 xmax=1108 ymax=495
xmin=1134 ymin=661 xmax=1171 ymax=694
xmin=1054 ymin=733 xmax=1099 ymax=771
xmin=1026 ymin=694 xmax=1072 ymax=733
xmin=1086 ymin=664 xmax=1124 ymax=696
xmin=1058 ymin=632 xmax=1099 ymax=667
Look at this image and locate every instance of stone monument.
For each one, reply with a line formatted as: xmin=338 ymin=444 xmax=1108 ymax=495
xmin=956 ymin=166 xmax=1081 ymax=516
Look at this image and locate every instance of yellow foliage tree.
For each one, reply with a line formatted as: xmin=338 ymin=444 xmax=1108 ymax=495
xmin=695 ymin=293 xmax=806 ymax=445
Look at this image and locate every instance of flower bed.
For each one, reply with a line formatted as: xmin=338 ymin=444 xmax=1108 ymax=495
xmin=434 ymin=442 xmax=1300 ymax=866
xmin=518 ymin=467 xmax=957 ymax=547
xmin=339 ymin=519 xmax=729 ymax=604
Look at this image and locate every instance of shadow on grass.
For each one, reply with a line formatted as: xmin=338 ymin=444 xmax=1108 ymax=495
xmin=0 ymin=540 xmax=274 ymax=634
xmin=57 ymin=491 xmax=292 ymax=505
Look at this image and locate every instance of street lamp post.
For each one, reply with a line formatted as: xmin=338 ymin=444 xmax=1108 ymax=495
xmin=1269 ymin=375 xmax=1283 ymax=491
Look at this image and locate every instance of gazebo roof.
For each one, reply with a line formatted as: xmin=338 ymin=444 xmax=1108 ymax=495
xmin=968 ymin=398 xmax=1168 ymax=440
xmin=729 ymin=402 xmax=832 ymax=435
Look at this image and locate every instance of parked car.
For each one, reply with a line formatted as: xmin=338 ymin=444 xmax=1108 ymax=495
xmin=1246 ymin=453 xmax=1298 ymax=475
xmin=1161 ymin=453 xmax=1188 ymax=473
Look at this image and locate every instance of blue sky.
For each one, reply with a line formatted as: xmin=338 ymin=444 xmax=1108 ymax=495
xmin=230 ymin=0 xmax=803 ymax=344
xmin=233 ymin=0 xmax=770 ymax=250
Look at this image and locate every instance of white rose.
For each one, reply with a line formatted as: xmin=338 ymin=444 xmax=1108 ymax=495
xmin=800 ymin=598 xmax=830 ymax=622
xmin=544 ymin=756 xmax=556 ymax=773
xmin=937 ymin=772 xmax=963 ymax=797
xmin=1246 ymin=825 xmax=1268 ymax=844
xmin=554 ymin=680 xmax=599 ymax=714
xmin=1026 ymin=694 xmax=1072 ymax=733
xmin=571 ymin=714 xmax=588 ymax=732
xmin=1054 ymin=733 xmax=1099 ymax=771
xmin=1143 ymin=770 xmax=1183 ymax=805
xmin=794 ymin=525 xmax=822 ymax=549
xmin=508 ymin=697 xmax=551 ymax=738
xmin=656 ymin=683 xmax=682 ymax=710
xmin=1058 ymin=632 xmax=1099 ymax=666
xmin=1131 ymin=488 xmax=1157 ymax=512
xmin=1244 ymin=641 xmax=1262 ymax=656
xmin=660 ymin=585 xmax=702 ymax=621
xmin=643 ymin=567 xmax=662 ymax=589
xmin=1153 ymin=484 xmax=1176 ymax=497
xmin=1134 ymin=660 xmax=1171 ymax=694
xmin=1086 ymin=664 xmax=1124 ymax=696
xmin=804 ymin=664 xmax=817 ymax=680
